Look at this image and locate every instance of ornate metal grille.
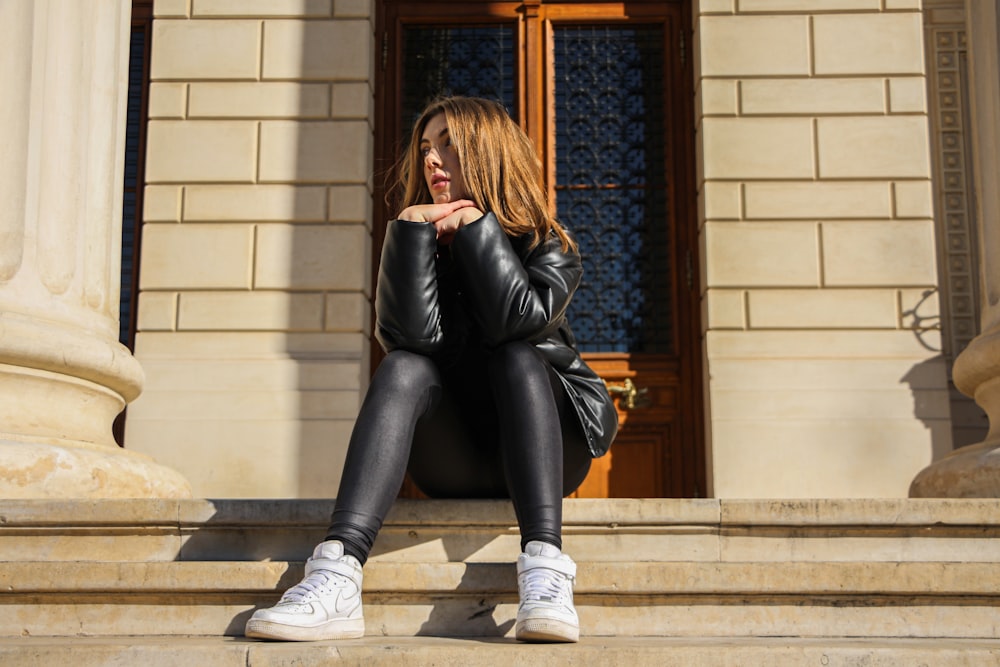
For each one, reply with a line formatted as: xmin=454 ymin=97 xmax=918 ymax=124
xmin=555 ymin=25 xmax=673 ymax=354
xmin=401 ymin=25 xmax=516 ymax=134
xmin=120 ymin=25 xmax=146 ymax=348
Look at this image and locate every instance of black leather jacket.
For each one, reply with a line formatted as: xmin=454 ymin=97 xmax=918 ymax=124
xmin=374 ymin=212 xmax=618 ymax=458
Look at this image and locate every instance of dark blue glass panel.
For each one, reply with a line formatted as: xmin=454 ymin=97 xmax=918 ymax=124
xmin=401 ymin=25 xmax=516 ymax=134
xmin=555 ymin=25 xmax=672 ymax=353
xmin=120 ymin=28 xmax=145 ymax=347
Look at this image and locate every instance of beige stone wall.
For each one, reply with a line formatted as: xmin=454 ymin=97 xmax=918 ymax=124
xmin=125 ymin=0 xmax=375 ymax=497
xmin=694 ymin=0 xmax=951 ymax=497
xmin=124 ymin=0 xmax=960 ymax=500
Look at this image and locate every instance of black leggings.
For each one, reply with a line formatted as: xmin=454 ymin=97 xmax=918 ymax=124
xmin=325 ymin=341 xmax=591 ymax=565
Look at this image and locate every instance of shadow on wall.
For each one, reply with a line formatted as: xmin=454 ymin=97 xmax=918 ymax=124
xmin=283 ymin=14 xmax=375 ymax=499
xmin=901 ymin=289 xmax=989 ymax=459
xmin=899 ymin=288 xmax=952 ymax=462
xmin=901 ymin=356 xmax=955 ymax=463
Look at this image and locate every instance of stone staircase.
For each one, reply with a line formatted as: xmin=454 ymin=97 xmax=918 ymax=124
xmin=1 ymin=498 xmax=999 ymax=665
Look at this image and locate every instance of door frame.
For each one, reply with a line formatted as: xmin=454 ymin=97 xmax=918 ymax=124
xmin=372 ymin=0 xmax=705 ymax=497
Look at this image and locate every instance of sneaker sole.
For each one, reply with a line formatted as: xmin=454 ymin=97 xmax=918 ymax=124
xmin=245 ymin=617 xmax=365 ymax=642
xmin=515 ymin=618 xmax=579 ymax=643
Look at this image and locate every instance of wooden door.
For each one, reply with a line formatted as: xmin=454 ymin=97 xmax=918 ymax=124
xmin=376 ymin=0 xmax=704 ymax=498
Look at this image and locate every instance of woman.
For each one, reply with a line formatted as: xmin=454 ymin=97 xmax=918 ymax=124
xmin=245 ymin=96 xmax=617 ymax=644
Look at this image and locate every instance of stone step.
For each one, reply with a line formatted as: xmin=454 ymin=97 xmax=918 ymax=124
xmin=6 ymin=560 xmax=998 ymax=596
xmin=4 ymin=560 xmax=999 ymax=638
xmin=3 ymin=498 xmax=999 ymax=641
xmin=3 ymin=498 xmax=1000 ymax=563
xmin=3 ymin=636 xmax=1000 ymax=666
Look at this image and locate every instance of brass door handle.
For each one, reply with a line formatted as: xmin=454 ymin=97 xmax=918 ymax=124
xmin=606 ymin=378 xmax=651 ymax=410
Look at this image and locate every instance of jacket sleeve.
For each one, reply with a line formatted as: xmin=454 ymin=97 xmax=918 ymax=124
xmin=374 ymin=218 xmax=444 ymax=354
xmin=450 ymin=212 xmax=582 ymax=347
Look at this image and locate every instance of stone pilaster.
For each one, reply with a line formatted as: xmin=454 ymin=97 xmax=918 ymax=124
xmin=0 ymin=0 xmax=190 ymax=498
xmin=911 ymin=0 xmax=1000 ymax=497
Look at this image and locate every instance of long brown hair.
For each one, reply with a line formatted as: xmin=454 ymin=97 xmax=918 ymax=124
xmin=395 ymin=96 xmax=576 ymax=252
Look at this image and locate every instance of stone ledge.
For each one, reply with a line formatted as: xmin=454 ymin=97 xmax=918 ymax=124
xmin=4 ymin=557 xmax=998 ymax=639
xmin=3 ymin=561 xmax=997 ymax=597
xmin=3 ymin=498 xmax=999 ymax=528
xmin=4 ymin=499 xmax=999 ymax=565
xmin=2 ymin=636 xmax=999 ymax=666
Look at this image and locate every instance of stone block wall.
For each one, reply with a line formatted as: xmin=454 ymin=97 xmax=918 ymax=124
xmin=125 ymin=0 xmax=374 ymax=497
xmin=122 ymin=0 xmax=959 ymax=500
xmin=694 ymin=0 xmax=951 ymax=497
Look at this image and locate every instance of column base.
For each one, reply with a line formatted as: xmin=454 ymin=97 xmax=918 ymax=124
xmin=0 ymin=439 xmax=192 ymax=499
xmin=911 ymin=320 xmax=1000 ymax=497
xmin=0 ymin=315 xmax=192 ymax=498
xmin=909 ymin=440 xmax=1000 ymax=497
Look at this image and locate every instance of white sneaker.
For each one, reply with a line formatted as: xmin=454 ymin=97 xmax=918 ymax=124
xmin=245 ymin=540 xmax=365 ymax=641
xmin=515 ymin=540 xmax=580 ymax=643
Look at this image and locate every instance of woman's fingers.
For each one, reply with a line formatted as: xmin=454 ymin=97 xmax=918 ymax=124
xmin=433 ymin=206 xmax=484 ymax=244
xmin=398 ymin=200 xmax=478 ymax=223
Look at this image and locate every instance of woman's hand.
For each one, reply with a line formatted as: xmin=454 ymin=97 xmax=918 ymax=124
xmin=397 ymin=200 xmax=476 ymax=224
xmin=433 ymin=205 xmax=484 ymax=245
xmin=397 ymin=200 xmax=483 ymax=245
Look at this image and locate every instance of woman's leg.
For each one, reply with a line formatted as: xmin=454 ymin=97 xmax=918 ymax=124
xmin=487 ymin=341 xmax=591 ymax=551
xmin=487 ymin=342 xmax=590 ymax=643
xmin=247 ymin=350 xmax=446 ymax=642
xmin=406 ymin=347 xmax=511 ymax=498
xmin=406 ymin=383 xmax=509 ymax=497
xmin=324 ymin=350 xmax=442 ymax=565
xmin=406 ymin=344 xmax=590 ymax=507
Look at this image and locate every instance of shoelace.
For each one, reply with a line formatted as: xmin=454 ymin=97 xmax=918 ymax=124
xmin=521 ymin=567 xmax=572 ymax=604
xmin=279 ymin=569 xmax=338 ymax=604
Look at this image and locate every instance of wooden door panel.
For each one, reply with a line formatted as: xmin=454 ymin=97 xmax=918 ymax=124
xmin=609 ymin=432 xmax=669 ymax=498
xmin=572 ymin=355 xmax=684 ymax=497
xmin=575 ymin=431 xmax=671 ymax=498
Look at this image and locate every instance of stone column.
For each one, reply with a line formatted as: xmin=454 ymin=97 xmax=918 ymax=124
xmin=0 ymin=0 xmax=190 ymax=498
xmin=911 ymin=0 xmax=1000 ymax=497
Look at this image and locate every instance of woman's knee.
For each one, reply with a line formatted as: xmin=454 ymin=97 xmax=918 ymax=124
xmin=369 ymin=350 xmax=442 ymax=410
xmin=488 ymin=341 xmax=547 ymax=383
xmin=375 ymin=350 xmax=438 ymax=386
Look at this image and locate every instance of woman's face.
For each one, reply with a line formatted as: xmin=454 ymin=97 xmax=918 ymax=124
xmin=420 ymin=113 xmax=469 ymax=204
